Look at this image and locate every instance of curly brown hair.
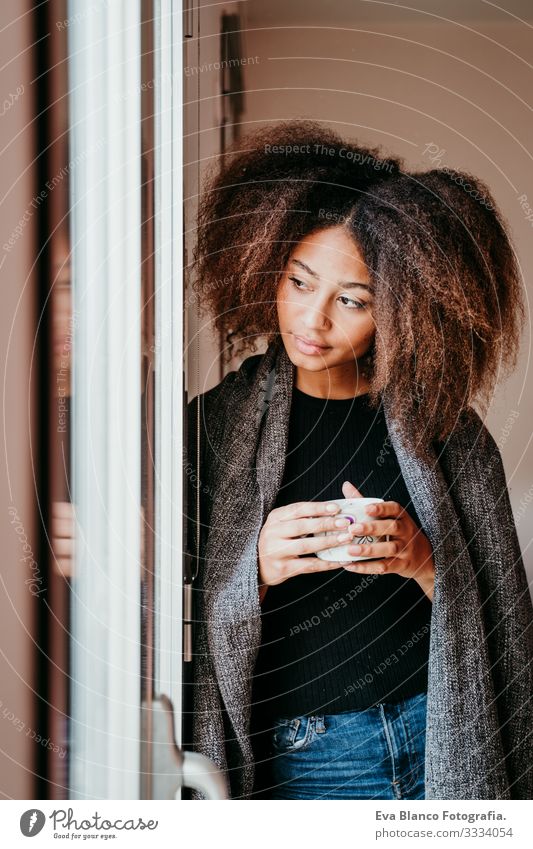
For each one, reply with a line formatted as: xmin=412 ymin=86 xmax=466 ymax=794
xmin=351 ymin=169 xmax=525 ymax=449
xmin=193 ymin=121 xmax=524 ymax=453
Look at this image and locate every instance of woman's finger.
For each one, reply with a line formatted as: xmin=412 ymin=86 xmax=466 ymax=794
xmin=345 ymin=539 xmax=400 ymax=559
xmin=284 ymin=529 xmax=364 ymax=557
xmin=282 ymin=514 xmax=358 ymax=539
xmin=347 ymin=517 xmax=402 ymax=538
xmin=342 ymin=558 xmax=396 ymax=574
xmin=341 ymin=480 xmax=364 ymax=499
xmin=52 ymin=500 xmax=76 ymax=519
xmin=275 ymin=501 xmax=341 ymax=522
xmin=365 ymin=500 xmax=405 ymax=519
xmin=52 ymin=537 xmax=73 ymax=557
xmin=284 ymin=515 xmax=400 ymax=540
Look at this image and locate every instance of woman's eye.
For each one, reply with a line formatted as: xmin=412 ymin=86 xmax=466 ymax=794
xmin=289 ymin=276 xmax=307 ymax=290
xmin=339 ymin=295 xmax=365 ymax=310
xmin=289 ymin=276 xmax=365 ymax=310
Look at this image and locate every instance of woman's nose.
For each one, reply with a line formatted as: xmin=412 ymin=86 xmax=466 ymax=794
xmin=302 ymin=303 xmax=330 ymax=330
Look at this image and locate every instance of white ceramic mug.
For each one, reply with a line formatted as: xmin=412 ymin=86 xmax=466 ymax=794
xmin=315 ymin=497 xmax=388 ymax=562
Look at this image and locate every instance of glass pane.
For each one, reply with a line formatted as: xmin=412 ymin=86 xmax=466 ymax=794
xmin=47 ymin=0 xmax=74 ymax=800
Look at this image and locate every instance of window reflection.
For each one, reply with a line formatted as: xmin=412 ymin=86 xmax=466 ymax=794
xmin=46 ymin=0 xmax=73 ymax=799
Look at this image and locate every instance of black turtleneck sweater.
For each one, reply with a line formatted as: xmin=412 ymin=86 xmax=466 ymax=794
xmin=251 ymin=386 xmax=432 ymax=721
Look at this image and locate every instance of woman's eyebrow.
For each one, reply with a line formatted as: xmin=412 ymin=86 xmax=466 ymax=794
xmin=290 ymin=258 xmax=374 ymax=294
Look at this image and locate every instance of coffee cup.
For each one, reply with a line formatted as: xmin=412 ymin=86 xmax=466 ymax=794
xmin=315 ymin=497 xmax=388 ymax=562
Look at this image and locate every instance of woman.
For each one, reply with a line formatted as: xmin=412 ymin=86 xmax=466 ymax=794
xmin=185 ymin=121 xmax=533 ymax=800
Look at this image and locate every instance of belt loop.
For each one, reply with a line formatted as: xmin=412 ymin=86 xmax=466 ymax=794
xmin=315 ymin=715 xmax=326 ymax=734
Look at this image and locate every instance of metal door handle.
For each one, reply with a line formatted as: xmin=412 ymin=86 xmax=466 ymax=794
xmin=145 ymin=695 xmax=228 ymax=799
xmin=181 ymin=750 xmax=228 ymax=800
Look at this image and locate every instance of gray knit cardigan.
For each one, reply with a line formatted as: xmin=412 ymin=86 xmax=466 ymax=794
xmin=187 ymin=336 xmax=533 ymax=800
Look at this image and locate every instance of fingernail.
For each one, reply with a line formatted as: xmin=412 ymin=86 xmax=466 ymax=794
xmin=326 ymin=503 xmax=338 ymax=512
xmin=352 ymin=523 xmax=364 ymax=532
xmin=334 ymin=517 xmax=350 ymax=527
xmin=337 ymin=532 xmax=351 ymax=542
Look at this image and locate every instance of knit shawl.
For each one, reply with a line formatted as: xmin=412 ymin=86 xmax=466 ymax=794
xmin=189 ymin=336 xmax=533 ymax=800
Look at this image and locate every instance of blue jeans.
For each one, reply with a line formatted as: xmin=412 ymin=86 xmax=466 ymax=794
xmin=261 ymin=691 xmax=427 ymax=800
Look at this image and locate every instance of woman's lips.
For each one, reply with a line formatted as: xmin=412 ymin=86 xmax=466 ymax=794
xmin=293 ymin=335 xmax=331 ymax=355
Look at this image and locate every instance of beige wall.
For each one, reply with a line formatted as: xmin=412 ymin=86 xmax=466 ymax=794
xmin=228 ymin=13 xmax=533 ymax=582
xmin=186 ymin=0 xmax=244 ymax=397
xmin=0 ymin=3 xmax=38 ymax=798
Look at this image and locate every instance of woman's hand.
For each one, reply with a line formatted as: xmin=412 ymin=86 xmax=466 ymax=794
xmin=339 ymin=481 xmax=435 ymax=601
xmin=257 ymin=499 xmax=362 ymax=599
xmin=51 ymin=500 xmax=76 ymax=578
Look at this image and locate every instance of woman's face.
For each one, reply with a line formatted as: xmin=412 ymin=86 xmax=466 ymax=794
xmin=276 ymin=225 xmax=376 ymax=377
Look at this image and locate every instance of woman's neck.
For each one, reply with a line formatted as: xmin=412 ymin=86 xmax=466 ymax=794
xmin=295 ymin=366 xmax=371 ymax=400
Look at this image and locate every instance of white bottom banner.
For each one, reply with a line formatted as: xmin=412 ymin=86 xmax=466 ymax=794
xmin=2 ymin=799 xmax=532 ymax=847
